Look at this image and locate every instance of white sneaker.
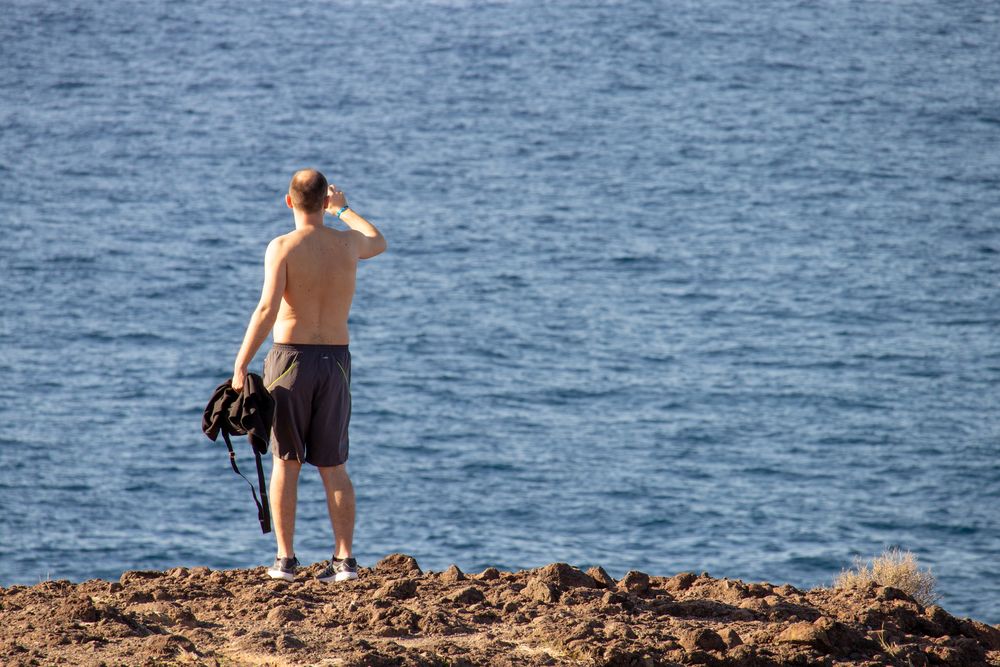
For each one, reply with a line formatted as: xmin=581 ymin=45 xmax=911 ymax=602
xmin=317 ymin=556 xmax=358 ymax=582
xmin=267 ymin=555 xmax=299 ymax=581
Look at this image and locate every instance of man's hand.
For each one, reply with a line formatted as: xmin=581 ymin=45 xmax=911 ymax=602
xmin=325 ymin=185 xmax=347 ymax=214
xmin=232 ymin=364 xmax=248 ymax=393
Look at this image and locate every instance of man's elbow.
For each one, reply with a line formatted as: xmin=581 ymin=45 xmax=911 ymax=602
xmin=255 ymin=302 xmax=279 ymax=322
xmin=363 ymin=237 xmax=387 ymax=259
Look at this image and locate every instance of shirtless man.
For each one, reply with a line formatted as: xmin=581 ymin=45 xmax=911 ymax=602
xmin=231 ymin=168 xmax=386 ymax=582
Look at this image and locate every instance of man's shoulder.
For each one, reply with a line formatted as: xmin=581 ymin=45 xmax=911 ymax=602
xmin=268 ymin=230 xmax=302 ymax=248
xmin=267 ymin=227 xmax=350 ymax=255
xmin=262 ymin=232 xmax=296 ymax=262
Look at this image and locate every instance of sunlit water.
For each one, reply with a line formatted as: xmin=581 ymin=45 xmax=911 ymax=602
xmin=1 ymin=0 xmax=998 ymax=622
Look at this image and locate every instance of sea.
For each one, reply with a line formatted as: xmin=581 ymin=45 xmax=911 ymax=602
xmin=1 ymin=0 xmax=998 ymax=624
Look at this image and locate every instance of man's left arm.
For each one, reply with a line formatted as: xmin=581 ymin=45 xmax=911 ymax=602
xmin=232 ymin=238 xmax=287 ymax=391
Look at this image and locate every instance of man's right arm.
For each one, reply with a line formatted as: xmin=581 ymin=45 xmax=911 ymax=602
xmin=326 ymin=185 xmax=387 ymax=259
xmin=343 ymin=208 xmax=387 ymax=259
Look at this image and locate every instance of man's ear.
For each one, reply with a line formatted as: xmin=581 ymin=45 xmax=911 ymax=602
xmin=285 ymin=194 xmax=294 ymax=209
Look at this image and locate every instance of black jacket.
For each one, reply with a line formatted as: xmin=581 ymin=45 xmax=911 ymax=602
xmin=202 ymin=373 xmax=274 ymax=533
xmin=203 ymin=373 xmax=274 ymax=455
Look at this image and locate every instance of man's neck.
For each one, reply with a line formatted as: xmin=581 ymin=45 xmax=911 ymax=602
xmin=292 ymin=210 xmax=325 ymax=230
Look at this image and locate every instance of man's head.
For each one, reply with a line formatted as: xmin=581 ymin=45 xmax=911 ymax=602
xmin=287 ymin=169 xmax=329 ymax=212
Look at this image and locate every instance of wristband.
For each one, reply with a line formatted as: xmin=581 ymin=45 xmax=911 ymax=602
xmin=335 ymin=205 xmax=349 ymax=219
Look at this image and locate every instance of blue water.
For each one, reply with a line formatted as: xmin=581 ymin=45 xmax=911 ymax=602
xmin=2 ymin=0 xmax=999 ymax=623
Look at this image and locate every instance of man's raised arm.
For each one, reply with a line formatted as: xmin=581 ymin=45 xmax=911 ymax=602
xmin=232 ymin=238 xmax=287 ymax=391
xmin=326 ymin=185 xmax=387 ymax=259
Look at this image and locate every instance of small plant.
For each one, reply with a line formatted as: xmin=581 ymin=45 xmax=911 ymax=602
xmin=834 ymin=546 xmax=939 ymax=607
xmin=873 ymin=623 xmax=904 ymax=658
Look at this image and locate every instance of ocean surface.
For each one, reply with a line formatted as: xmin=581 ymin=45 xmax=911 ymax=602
xmin=1 ymin=0 xmax=998 ymax=623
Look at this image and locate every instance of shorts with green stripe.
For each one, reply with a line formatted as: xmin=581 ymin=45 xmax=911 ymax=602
xmin=264 ymin=343 xmax=351 ymax=467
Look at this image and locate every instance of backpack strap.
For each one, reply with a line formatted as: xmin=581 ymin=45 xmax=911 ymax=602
xmin=221 ymin=429 xmax=272 ymax=534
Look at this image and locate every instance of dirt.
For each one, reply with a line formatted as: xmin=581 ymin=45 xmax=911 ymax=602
xmin=1 ymin=553 xmax=998 ymax=666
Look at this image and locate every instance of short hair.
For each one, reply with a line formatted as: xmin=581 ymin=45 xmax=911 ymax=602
xmin=288 ymin=169 xmax=328 ymax=212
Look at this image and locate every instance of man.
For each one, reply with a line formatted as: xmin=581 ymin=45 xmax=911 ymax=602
xmin=231 ymin=168 xmax=386 ymax=583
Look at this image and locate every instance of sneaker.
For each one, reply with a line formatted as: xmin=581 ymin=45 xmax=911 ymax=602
xmin=317 ymin=556 xmax=358 ymax=582
xmin=267 ymin=555 xmax=300 ymax=582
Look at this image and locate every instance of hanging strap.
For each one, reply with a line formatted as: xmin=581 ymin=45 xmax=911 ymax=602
xmin=221 ymin=429 xmax=272 ymax=534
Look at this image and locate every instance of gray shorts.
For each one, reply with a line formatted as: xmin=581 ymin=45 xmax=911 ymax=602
xmin=263 ymin=343 xmax=351 ymax=467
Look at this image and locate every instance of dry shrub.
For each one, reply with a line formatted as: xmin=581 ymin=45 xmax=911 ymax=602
xmin=834 ymin=546 xmax=939 ymax=607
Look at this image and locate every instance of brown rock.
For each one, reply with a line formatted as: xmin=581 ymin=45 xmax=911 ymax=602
xmin=534 ymin=563 xmax=598 ymax=590
xmin=685 ymin=649 xmax=715 ymax=664
xmin=738 ymin=597 xmax=769 ymax=614
xmin=618 ymin=570 xmax=651 ymax=595
xmin=118 ymin=570 xmax=164 ymax=587
xmin=776 ymin=583 xmax=801 ymax=596
xmin=266 ymin=606 xmax=304 ymax=624
xmin=373 ymin=578 xmax=418 ymax=600
xmin=721 ymin=628 xmax=743 ymax=647
xmin=440 ymin=565 xmax=465 ymax=583
xmin=961 ymin=618 xmax=1000 ymax=650
xmin=876 ymin=585 xmax=915 ymax=603
xmin=417 ymin=609 xmax=468 ymax=636
xmin=663 ymin=648 xmax=687 ymax=663
xmin=678 ymin=627 xmax=727 ymax=652
xmin=564 ymin=620 xmax=600 ymax=641
xmin=586 ymin=566 xmax=615 ymax=589
xmin=134 ymin=601 xmax=201 ymax=630
xmin=603 ymin=620 xmax=636 ymax=640
xmin=374 ymin=553 xmax=421 ymax=576
xmin=448 ymin=586 xmax=485 ymax=605
xmin=900 ymin=649 xmax=929 ymax=667
xmin=171 ymin=607 xmax=200 ymax=629
xmin=925 ymin=643 xmax=957 ymax=664
xmin=949 ymin=636 xmax=987 ymax=664
xmin=523 ymin=578 xmax=560 ymax=604
xmin=601 ymin=590 xmax=634 ymax=609
xmin=145 ymin=633 xmax=198 ymax=657
xmin=812 ymin=615 xmax=875 ymax=654
xmin=276 ymin=632 xmax=304 ymax=650
xmin=59 ymin=595 xmax=99 ymax=623
xmin=925 ymin=605 xmax=964 ymax=636
xmin=664 ymin=572 xmax=698 ymax=592
xmin=776 ymin=621 xmax=831 ymax=650
xmin=726 ymin=644 xmax=757 ymax=664
xmin=718 ymin=579 xmax=750 ymax=601
xmin=477 ymin=567 xmax=501 ymax=580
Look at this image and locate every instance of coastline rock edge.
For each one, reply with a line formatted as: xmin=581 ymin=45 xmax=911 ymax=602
xmin=2 ymin=554 xmax=998 ymax=666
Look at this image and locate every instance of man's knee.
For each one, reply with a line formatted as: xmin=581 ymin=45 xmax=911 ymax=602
xmin=273 ymin=456 xmax=303 ymax=472
xmin=319 ymin=462 xmax=351 ymax=484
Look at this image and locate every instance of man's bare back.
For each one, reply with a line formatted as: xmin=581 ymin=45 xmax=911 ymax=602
xmin=271 ymin=226 xmax=359 ymax=346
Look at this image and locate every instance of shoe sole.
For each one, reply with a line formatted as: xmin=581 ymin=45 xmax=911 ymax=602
xmin=267 ymin=568 xmax=295 ymax=582
xmin=318 ymin=571 xmax=358 ymax=583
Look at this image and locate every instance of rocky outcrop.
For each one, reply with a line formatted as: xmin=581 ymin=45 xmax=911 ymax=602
xmin=0 ymin=554 xmax=997 ymax=666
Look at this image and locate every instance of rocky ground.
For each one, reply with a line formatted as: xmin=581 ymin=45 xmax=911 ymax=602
xmin=1 ymin=554 xmax=998 ymax=666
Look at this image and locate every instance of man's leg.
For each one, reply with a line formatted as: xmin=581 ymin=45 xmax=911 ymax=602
xmin=318 ymin=463 xmax=355 ymax=558
xmin=270 ymin=457 xmax=302 ymax=558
